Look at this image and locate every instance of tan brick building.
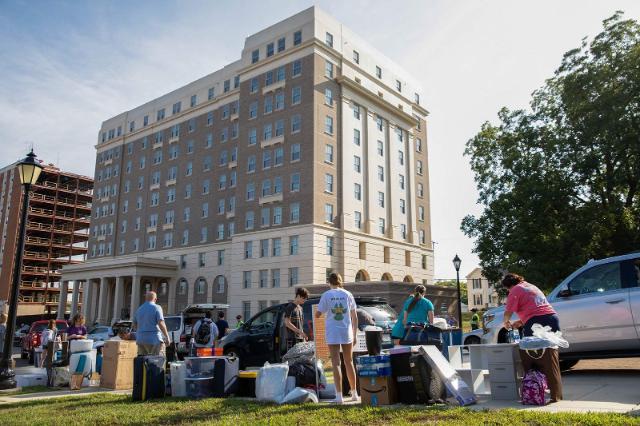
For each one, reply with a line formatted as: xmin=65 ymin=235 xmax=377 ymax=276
xmin=62 ymin=6 xmax=434 ymax=324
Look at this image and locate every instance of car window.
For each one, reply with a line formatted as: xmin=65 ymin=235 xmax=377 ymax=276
xmin=569 ymin=262 xmax=622 ymax=295
xmin=165 ymin=317 xmax=182 ymax=331
xmin=360 ymin=304 xmax=398 ymax=322
xmin=89 ymin=327 xmax=109 ymax=334
xmin=248 ymin=309 xmax=277 ymax=333
xmin=32 ymin=324 xmax=47 ymax=333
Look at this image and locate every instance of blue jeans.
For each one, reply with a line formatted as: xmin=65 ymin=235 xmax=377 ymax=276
xmin=522 ymin=313 xmax=560 ymax=337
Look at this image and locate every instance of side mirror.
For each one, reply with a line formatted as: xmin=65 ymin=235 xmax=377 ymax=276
xmin=557 ymin=289 xmax=572 ymax=298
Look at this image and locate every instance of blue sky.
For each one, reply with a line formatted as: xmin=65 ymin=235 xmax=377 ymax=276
xmin=1 ymin=0 xmax=639 ymax=279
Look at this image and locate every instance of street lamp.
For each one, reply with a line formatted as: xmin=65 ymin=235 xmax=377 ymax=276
xmin=0 ymin=150 xmax=43 ymax=389
xmin=452 ymin=254 xmax=462 ymax=329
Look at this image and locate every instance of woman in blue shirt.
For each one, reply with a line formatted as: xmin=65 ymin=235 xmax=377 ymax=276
xmin=404 ymin=285 xmax=434 ymax=326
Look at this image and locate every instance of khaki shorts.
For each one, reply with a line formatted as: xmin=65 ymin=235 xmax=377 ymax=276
xmin=137 ymin=343 xmax=166 ymax=357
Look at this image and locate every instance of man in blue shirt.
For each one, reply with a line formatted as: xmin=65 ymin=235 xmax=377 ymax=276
xmin=133 ymin=291 xmax=170 ymax=356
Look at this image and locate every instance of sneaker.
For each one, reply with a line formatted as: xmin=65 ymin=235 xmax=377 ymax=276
xmin=349 ymin=391 xmax=360 ymax=402
xmin=330 ymin=394 xmax=344 ymax=404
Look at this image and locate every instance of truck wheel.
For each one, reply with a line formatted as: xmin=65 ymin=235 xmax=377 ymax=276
xmin=559 ymin=360 xmax=579 ymax=371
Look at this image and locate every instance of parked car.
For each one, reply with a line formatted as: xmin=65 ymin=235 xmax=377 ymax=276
xmin=164 ymin=315 xmax=183 ymax=344
xmin=482 ymin=252 xmax=640 ymax=370
xmin=14 ymin=324 xmax=30 ymax=346
xmin=462 ymin=328 xmax=484 ymax=345
xmin=175 ymin=304 xmax=229 ymax=358
xmin=220 ymin=297 xmax=397 ymax=368
xmin=21 ymin=319 xmax=68 ymax=364
xmin=87 ymin=325 xmax=112 ymax=342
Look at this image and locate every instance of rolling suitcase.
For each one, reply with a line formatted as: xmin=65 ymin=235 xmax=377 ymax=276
xmin=132 ymin=355 xmax=166 ymax=401
xmin=211 ymin=356 xmax=239 ymax=397
xmin=390 ymin=349 xmax=418 ymax=404
xmin=410 ymin=354 xmax=446 ymax=404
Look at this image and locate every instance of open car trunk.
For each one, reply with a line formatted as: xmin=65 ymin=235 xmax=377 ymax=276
xmin=181 ymin=303 xmax=230 ymax=336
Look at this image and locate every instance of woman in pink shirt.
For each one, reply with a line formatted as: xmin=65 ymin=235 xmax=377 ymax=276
xmin=502 ymin=273 xmax=562 ymax=402
xmin=502 ymin=273 xmax=558 ymax=336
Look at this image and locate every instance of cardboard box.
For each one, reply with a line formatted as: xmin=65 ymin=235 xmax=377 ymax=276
xmin=360 ymin=376 xmax=396 ymax=406
xmin=100 ymin=340 xmax=137 ymax=390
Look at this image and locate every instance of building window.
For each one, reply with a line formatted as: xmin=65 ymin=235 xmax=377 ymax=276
xmin=347 ymin=181 xmax=359 ymax=200
xmin=273 ymin=206 xmax=282 ymax=225
xmin=292 ymin=86 xmax=301 ymax=105
xmin=290 ymin=202 xmax=300 ymax=223
xmin=272 ymin=269 xmax=280 ymax=288
xmin=266 ymin=42 xmax=274 ymax=57
xmin=245 ymin=211 xmax=255 ymax=230
xmin=325 ymin=174 xmax=334 ymax=193
xmin=354 ymin=155 xmax=361 ymax=172
xmin=294 ymin=30 xmax=302 ymax=45
xmin=324 ymin=88 xmax=333 ymax=106
xmin=416 ymin=138 xmax=423 ymax=152
xmin=399 ymin=174 xmax=405 ymax=190
xmin=208 ymin=87 xmax=215 ymax=100
xmin=291 ymin=115 xmax=301 ymax=133
xmin=261 ymin=208 xmax=270 ymax=227
xmin=272 ymin=238 xmax=281 ymax=256
xmin=259 ymin=270 xmax=268 ymax=288
xmin=353 ymin=129 xmax=360 ymax=146
xmin=196 ymin=278 xmax=206 ymax=295
xmin=289 ymin=235 xmax=299 ymax=255
xmin=377 ymin=141 xmax=384 ymax=156
xmin=399 ymin=151 xmax=404 ymax=165
xmin=246 ymin=182 xmax=255 ymax=200
xmin=376 ymin=66 xmax=382 ymax=79
xmin=275 ymin=92 xmax=284 ymax=110
xmin=418 ymin=206 xmax=425 ymax=221
xmin=353 ymin=50 xmax=359 ymax=64
xmin=354 ymin=211 xmax=362 ymax=229
xmin=217 ymin=250 xmax=225 ymax=265
xmin=353 ymin=104 xmax=361 ymax=119
xmin=415 ymin=92 xmax=420 ymax=104
xmin=384 ymin=246 xmax=390 ymax=263
xmin=417 ymin=160 xmax=423 ymax=175
xmin=379 ymin=218 xmax=385 ymax=234
xmin=325 ymin=144 xmax=334 ymax=163
xmin=277 ymin=37 xmax=285 ymax=52
xmin=325 ymin=116 xmax=333 ymax=134
xmin=292 ymin=59 xmax=301 ymax=77
xmin=198 ymin=252 xmax=206 ymax=267
xmin=157 ymin=108 xmax=165 ymax=121
xmin=325 ymin=32 xmax=333 ymax=48
xmin=401 ymin=224 xmax=407 ymax=240
xmin=396 ymin=80 xmax=402 ymax=92
xmin=378 ymin=191 xmax=385 ymax=207
xmin=290 ymin=173 xmax=300 ymax=191
xmin=326 ymin=236 xmax=334 ymax=255
xmin=291 ymin=143 xmax=301 ymax=161
xmin=244 ymin=241 xmax=253 ymax=259
xmin=400 ymin=199 xmax=406 ymax=214
xmin=325 ymin=61 xmax=333 ymax=78
xmin=243 ymin=271 xmax=252 ymax=289
xmin=325 ymin=204 xmax=334 ymax=223
xmin=289 ymin=267 xmax=299 ymax=287
xmin=224 ymin=79 xmax=230 ymax=93
xmin=172 ymin=102 xmax=181 ymax=115
xmin=378 ymin=166 xmax=384 ymax=182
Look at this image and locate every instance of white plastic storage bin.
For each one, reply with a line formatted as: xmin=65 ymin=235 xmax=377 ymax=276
xmin=170 ymin=362 xmax=187 ymax=397
xmin=69 ymin=339 xmax=94 ymax=354
xmin=184 ymin=357 xmax=217 ymax=378
xmin=69 ymin=350 xmax=96 ymax=376
xmin=16 ymin=373 xmax=47 ymax=388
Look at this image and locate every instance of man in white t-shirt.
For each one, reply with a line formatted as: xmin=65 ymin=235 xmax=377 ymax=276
xmin=316 ymin=272 xmax=359 ymax=404
xmin=192 ymin=311 xmax=219 ymax=349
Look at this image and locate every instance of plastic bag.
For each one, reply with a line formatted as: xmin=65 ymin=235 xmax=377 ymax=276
xmin=280 ymin=387 xmax=319 ymax=404
xmin=518 ymin=336 xmax=554 ymax=350
xmin=282 ymin=341 xmax=315 ymax=363
xmin=531 ymin=324 xmax=569 ymax=349
xmin=256 ymin=362 xmax=289 ymax=403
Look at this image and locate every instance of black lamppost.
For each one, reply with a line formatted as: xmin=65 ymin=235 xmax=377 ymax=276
xmin=452 ymin=254 xmax=462 ymax=329
xmin=0 ymin=151 xmax=43 ymax=389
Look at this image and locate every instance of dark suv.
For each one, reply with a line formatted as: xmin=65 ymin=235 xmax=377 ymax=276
xmin=220 ymin=297 xmax=397 ymax=368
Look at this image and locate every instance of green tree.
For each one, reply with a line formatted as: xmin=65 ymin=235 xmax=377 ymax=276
xmin=462 ymin=12 xmax=640 ymax=292
xmin=437 ymin=280 xmax=468 ymax=304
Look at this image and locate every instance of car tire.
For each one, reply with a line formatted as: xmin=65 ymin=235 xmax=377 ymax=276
xmin=464 ymin=336 xmax=481 ymax=346
xmin=559 ymin=359 xmax=579 ymax=371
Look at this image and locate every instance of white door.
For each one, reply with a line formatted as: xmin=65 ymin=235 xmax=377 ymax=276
xmin=552 ymin=260 xmax=636 ymax=352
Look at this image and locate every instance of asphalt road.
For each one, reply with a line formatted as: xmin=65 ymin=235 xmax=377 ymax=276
xmin=572 ymin=357 xmax=640 ymax=371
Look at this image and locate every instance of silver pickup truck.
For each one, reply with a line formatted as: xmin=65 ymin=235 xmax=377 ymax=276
xmin=481 ymin=252 xmax=640 ymax=370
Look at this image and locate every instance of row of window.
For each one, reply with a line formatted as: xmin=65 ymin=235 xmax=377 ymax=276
xmin=251 ymin=30 xmax=302 ymax=64
xmin=242 ymin=267 xmax=299 ymax=289
xmin=248 ymin=86 xmax=302 ymax=118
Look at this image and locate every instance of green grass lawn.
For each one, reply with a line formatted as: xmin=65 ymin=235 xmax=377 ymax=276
xmin=0 ymin=394 xmax=637 ymax=425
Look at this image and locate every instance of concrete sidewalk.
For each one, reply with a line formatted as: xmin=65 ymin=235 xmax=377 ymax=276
xmin=0 ymin=387 xmax=129 ymax=405
xmin=470 ymin=369 xmax=640 ymax=414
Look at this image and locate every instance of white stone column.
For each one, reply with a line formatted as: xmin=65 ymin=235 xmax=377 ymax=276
xmin=70 ymin=281 xmax=80 ymax=317
xmin=82 ymin=279 xmax=95 ymax=323
xmin=96 ymin=277 xmax=109 ymax=325
xmin=56 ymin=280 xmax=69 ymax=319
xmin=167 ymin=278 xmax=176 ymax=314
xmin=129 ymin=275 xmax=141 ymax=320
xmin=112 ymin=276 xmax=125 ymax=324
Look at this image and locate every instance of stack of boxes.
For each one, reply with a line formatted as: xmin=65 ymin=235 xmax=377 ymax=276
xmin=355 ymin=354 xmax=396 ymax=406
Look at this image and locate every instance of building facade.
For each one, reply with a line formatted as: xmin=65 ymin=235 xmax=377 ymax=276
xmin=466 ymin=267 xmax=500 ymax=310
xmin=0 ymin=162 xmax=92 ymax=318
xmin=62 ymin=7 xmax=434 ymax=324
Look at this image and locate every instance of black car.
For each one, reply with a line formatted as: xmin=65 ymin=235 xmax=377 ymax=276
xmin=220 ymin=297 xmax=397 ymax=368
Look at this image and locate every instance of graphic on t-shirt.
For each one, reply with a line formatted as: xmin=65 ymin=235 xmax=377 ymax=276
xmin=331 ymin=302 xmax=346 ymax=321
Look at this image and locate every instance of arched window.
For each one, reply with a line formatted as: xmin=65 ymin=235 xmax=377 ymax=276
xmin=196 ymin=278 xmax=206 ymax=294
xmin=178 ymin=279 xmax=187 ymax=295
xmin=215 ymin=275 xmax=225 ymax=294
xmin=381 ymin=272 xmax=393 ymax=281
xmin=159 ymin=282 xmax=167 ymax=295
xmin=403 ymin=275 xmax=414 ymax=283
xmin=355 ymin=269 xmax=370 ymax=282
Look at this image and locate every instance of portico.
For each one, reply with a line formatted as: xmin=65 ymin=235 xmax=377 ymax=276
xmin=60 ymin=256 xmax=178 ymax=325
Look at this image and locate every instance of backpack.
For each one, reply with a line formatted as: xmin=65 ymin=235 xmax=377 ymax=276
xmin=195 ymin=319 xmax=212 ymax=345
xmin=521 ymin=369 xmax=547 ymax=405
